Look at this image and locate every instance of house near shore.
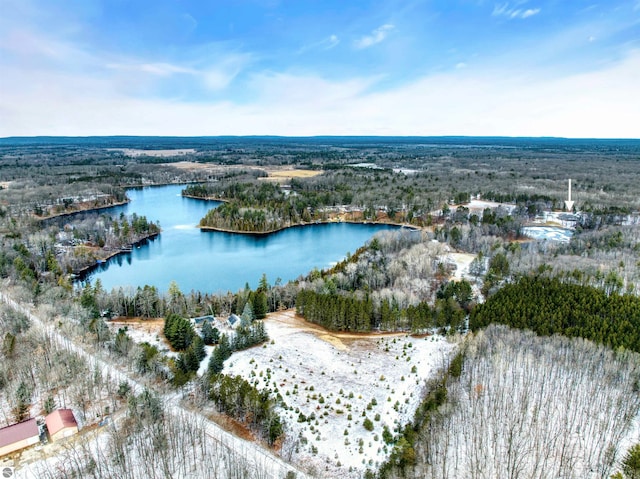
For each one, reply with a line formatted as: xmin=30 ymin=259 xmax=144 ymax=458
xmin=0 ymin=418 xmax=40 ymax=457
xmin=227 ymin=314 xmax=241 ymax=329
xmin=45 ymin=409 xmax=79 ymax=442
xmin=191 ymin=315 xmax=215 ymax=325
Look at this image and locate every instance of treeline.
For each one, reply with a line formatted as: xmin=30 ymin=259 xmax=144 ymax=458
xmin=205 ymin=373 xmax=283 ymax=446
xmin=200 ymin=202 xmax=306 ymax=233
xmin=295 ymin=287 xmax=468 ymax=333
xmin=111 ymin=212 xmax=160 ymax=243
xmin=197 ymin=182 xmax=318 ymax=232
xmin=394 ymin=325 xmax=640 ymax=479
xmin=191 ymin=168 xmax=440 ymax=233
xmin=470 ymin=276 xmax=640 ymax=352
xmin=80 ymin=276 xmax=281 ymax=321
xmin=373 ymin=352 xmax=464 ymax=479
xmin=11 ymin=212 xmax=161 ymax=284
xmin=296 ymin=290 xmax=374 ymax=331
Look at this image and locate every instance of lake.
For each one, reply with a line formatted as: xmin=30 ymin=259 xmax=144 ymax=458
xmin=86 ymin=184 xmax=399 ymax=293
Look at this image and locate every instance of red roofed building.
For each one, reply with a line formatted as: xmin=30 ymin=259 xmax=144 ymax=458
xmin=0 ymin=418 xmax=40 ymax=457
xmin=45 ymin=409 xmax=78 ymax=442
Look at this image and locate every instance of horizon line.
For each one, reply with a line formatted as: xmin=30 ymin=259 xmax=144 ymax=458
xmin=2 ymin=134 xmax=639 ymax=142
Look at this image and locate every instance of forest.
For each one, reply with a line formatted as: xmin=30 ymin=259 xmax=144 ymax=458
xmin=1 ymin=136 xmax=640 ymax=478
xmin=380 ymin=325 xmax=640 ymax=479
xmin=470 ymin=276 xmax=640 ymax=352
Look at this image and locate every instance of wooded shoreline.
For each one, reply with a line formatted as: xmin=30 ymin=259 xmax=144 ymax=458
xmin=198 ymin=219 xmax=420 ymax=236
xmin=74 ymin=231 xmax=160 ymax=280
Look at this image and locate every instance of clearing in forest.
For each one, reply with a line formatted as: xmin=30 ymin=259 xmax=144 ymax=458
xmin=223 ymin=309 xmax=456 ymax=478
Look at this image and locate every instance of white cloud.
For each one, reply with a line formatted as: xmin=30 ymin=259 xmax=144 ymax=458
xmin=107 ymin=62 xmax=196 ymax=76
xmin=521 ymin=8 xmax=541 ymax=18
xmin=107 ymin=58 xmax=245 ymax=92
xmin=201 ymin=55 xmax=250 ymax=90
xmin=354 ymin=24 xmax=394 ymax=49
xmin=246 ymin=72 xmax=376 ymax=107
xmin=298 ymin=34 xmax=340 ymax=54
xmin=2 ymin=50 xmax=638 ymax=138
xmin=493 ymin=3 xmax=541 ymax=19
xmin=325 ymin=34 xmax=340 ymax=49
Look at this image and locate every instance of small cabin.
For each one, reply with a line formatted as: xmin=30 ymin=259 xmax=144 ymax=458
xmin=45 ymin=409 xmax=79 ymax=442
xmin=191 ymin=315 xmax=215 ymax=325
xmin=0 ymin=418 xmax=40 ymax=457
xmin=227 ymin=314 xmax=241 ymax=329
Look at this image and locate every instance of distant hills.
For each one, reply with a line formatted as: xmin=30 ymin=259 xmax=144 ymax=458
xmin=1 ymin=135 xmax=639 ymax=151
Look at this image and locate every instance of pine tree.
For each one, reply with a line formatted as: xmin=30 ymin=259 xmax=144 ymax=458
xmin=623 ymin=444 xmax=640 ymax=479
xmin=241 ymin=302 xmax=254 ymax=325
xmin=252 ymin=291 xmax=268 ymax=319
xmin=209 ymin=334 xmax=231 ymax=374
xmin=43 ymin=395 xmax=56 ymax=415
xmin=202 ymin=321 xmax=219 ymax=345
xmin=14 ymin=381 xmax=31 ymax=422
xmin=191 ymin=335 xmax=206 ymax=361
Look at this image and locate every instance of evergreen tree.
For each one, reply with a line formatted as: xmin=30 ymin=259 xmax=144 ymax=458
xmin=623 ymin=444 xmax=640 ymax=479
xmin=252 ymin=291 xmax=268 ymax=319
xmin=163 ymin=314 xmax=195 ymax=351
xmin=43 ymin=395 xmax=56 ymax=415
xmin=202 ymin=321 xmax=220 ymax=345
xmin=209 ymin=334 xmax=231 ymax=374
xmin=14 ymin=381 xmax=31 ymax=422
xmin=191 ymin=335 xmax=206 ymax=361
xmin=257 ymin=273 xmax=269 ymax=293
xmin=241 ymin=302 xmax=254 ymax=325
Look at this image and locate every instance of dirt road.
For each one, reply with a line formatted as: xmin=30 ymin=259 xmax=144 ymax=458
xmin=0 ymin=291 xmax=312 ymax=479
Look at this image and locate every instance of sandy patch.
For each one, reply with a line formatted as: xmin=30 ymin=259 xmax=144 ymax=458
xmin=447 ymin=252 xmax=476 ymax=280
xmin=265 ymin=169 xmax=324 ymax=179
xmin=169 ymin=161 xmax=229 ymax=171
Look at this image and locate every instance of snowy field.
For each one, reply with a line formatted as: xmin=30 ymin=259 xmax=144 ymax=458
xmin=223 ymin=310 xmax=456 ymax=478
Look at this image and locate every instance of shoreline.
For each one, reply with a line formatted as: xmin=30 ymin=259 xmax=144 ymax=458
xmin=198 ymin=219 xmax=420 ymax=236
xmin=74 ymin=232 xmax=160 ymax=280
xmin=181 ymin=192 xmax=422 ymax=234
xmin=36 ymin=199 xmax=130 ymax=222
xmin=182 ymin=193 xmax=228 ymax=203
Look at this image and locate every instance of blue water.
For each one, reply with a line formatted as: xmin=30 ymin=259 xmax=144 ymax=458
xmin=87 ymin=184 xmax=397 ymax=294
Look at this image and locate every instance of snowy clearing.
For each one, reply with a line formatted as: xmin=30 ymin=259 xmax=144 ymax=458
xmin=522 ymin=225 xmax=573 ymax=243
xmin=223 ymin=310 xmax=456 ymax=478
xmin=446 ymin=251 xmax=476 ymax=280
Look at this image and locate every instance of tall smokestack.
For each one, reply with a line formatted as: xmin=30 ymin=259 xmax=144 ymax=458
xmin=564 ymin=179 xmax=574 ymax=212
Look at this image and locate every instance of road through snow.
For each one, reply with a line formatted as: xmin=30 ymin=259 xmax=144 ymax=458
xmin=0 ymin=291 xmax=312 ymax=479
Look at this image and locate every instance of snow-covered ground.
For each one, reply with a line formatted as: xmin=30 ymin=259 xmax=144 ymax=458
xmin=446 ymin=251 xmax=475 ymax=280
xmin=522 ymin=225 xmax=573 ymax=243
xmin=108 ymin=319 xmax=166 ymax=348
xmin=0 ymin=290 xmax=310 ymax=479
xmin=223 ymin=310 xmax=456 ymax=478
xmin=466 ymin=199 xmax=517 ymax=216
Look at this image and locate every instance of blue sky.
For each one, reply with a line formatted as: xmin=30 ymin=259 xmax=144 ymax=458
xmin=1 ymin=0 xmax=639 ymax=137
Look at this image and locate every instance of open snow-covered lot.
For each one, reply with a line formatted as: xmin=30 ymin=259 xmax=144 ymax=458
xmin=223 ymin=310 xmax=456 ymax=478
